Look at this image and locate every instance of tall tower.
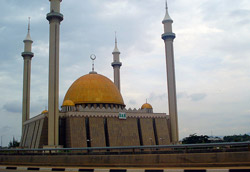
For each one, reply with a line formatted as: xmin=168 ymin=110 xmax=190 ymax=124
xmin=161 ymin=1 xmax=179 ymax=143
xmin=21 ymin=18 xmax=34 ymax=133
xmin=46 ymin=0 xmax=63 ymax=147
xmin=111 ymin=34 xmax=122 ymax=92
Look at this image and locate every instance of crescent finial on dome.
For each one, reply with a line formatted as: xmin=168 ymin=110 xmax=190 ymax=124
xmin=89 ymin=54 xmax=97 ymax=74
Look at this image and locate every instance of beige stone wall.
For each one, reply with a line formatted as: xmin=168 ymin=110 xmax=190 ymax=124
xmin=20 ymin=125 xmax=27 ymax=147
xmin=25 ymin=122 xmax=35 ymax=148
xmin=20 ymin=117 xmax=47 ymax=148
xmin=39 ymin=118 xmax=48 ymax=148
xmin=30 ymin=120 xmax=39 ymax=148
xmin=140 ymin=118 xmax=156 ymax=145
xmin=66 ymin=117 xmax=87 ymax=148
xmin=107 ymin=117 xmax=140 ymax=146
xmin=20 ymin=114 xmax=171 ymax=148
xmin=89 ymin=117 xmax=106 ymax=147
xmin=155 ymin=118 xmax=170 ymax=145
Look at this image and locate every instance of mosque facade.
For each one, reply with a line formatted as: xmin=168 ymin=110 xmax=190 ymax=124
xmin=19 ymin=0 xmax=178 ymax=148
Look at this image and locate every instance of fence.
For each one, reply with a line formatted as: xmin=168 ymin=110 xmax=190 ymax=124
xmin=0 ymin=141 xmax=249 ymax=156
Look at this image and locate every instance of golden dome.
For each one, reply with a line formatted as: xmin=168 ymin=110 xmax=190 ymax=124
xmin=141 ymin=103 xmax=153 ymax=109
xmin=41 ymin=110 xmax=48 ymax=114
xmin=62 ymin=100 xmax=75 ymax=107
xmin=63 ymin=73 xmax=125 ymax=106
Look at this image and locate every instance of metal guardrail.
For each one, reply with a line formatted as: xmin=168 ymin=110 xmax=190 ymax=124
xmin=0 ymin=141 xmax=249 ymax=155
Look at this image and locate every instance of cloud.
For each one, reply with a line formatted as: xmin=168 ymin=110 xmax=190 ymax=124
xmin=149 ymin=93 xmax=167 ymax=101
xmin=230 ymin=9 xmax=250 ymax=19
xmin=0 ymin=26 xmax=6 ymax=33
xmin=189 ymin=93 xmax=207 ymax=102
xmin=177 ymin=92 xmax=207 ymax=102
xmin=2 ymin=98 xmax=47 ymax=116
xmin=0 ymin=126 xmax=12 ymax=133
xmin=177 ymin=92 xmax=188 ymax=99
xmin=128 ymin=99 xmax=137 ymax=106
xmin=3 ymin=102 xmax=21 ymax=113
xmin=98 ymin=1 xmax=139 ymax=19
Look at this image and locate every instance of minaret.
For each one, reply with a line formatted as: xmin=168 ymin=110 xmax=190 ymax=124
xmin=161 ymin=1 xmax=179 ymax=143
xmin=111 ymin=33 xmax=122 ymax=92
xmin=46 ymin=0 xmax=63 ymax=147
xmin=21 ymin=18 xmax=34 ymax=133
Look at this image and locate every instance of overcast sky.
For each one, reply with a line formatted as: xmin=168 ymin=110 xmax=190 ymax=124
xmin=0 ymin=0 xmax=249 ymax=146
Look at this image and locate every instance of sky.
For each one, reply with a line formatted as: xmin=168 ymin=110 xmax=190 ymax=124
xmin=0 ymin=0 xmax=250 ymax=146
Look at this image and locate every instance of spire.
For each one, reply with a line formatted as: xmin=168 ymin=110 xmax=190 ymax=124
xmin=24 ymin=17 xmax=32 ymax=42
xmin=111 ymin=31 xmax=122 ymax=92
xmin=162 ymin=0 xmax=172 ymax=23
xmin=113 ymin=32 xmax=120 ymax=53
xmin=28 ymin=17 xmax=30 ymax=32
xmin=89 ymin=54 xmax=97 ymax=74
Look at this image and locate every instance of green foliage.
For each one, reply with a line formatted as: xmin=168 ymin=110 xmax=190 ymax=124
xmin=182 ymin=133 xmax=250 ymax=144
xmin=223 ymin=134 xmax=250 ymax=142
xmin=182 ymin=134 xmax=211 ymax=144
xmin=8 ymin=137 xmax=20 ymax=148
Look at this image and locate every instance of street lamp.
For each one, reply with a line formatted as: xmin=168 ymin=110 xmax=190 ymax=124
xmin=159 ymin=137 xmax=165 ymax=145
xmin=86 ymin=139 xmax=93 ymax=147
xmin=149 ymin=138 xmax=153 ymax=145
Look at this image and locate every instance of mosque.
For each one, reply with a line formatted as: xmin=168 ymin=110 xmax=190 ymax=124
xmin=19 ymin=0 xmax=179 ymax=148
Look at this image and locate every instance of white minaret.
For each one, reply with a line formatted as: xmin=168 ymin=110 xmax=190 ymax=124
xmin=111 ymin=33 xmax=122 ymax=92
xmin=161 ymin=1 xmax=179 ymax=143
xmin=46 ymin=0 xmax=63 ymax=147
xmin=21 ymin=18 xmax=34 ymax=133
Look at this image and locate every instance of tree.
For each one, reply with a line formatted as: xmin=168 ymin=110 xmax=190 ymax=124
xmin=8 ymin=137 xmax=20 ymax=148
xmin=182 ymin=133 xmax=250 ymax=144
xmin=182 ymin=134 xmax=211 ymax=144
xmin=223 ymin=134 xmax=250 ymax=142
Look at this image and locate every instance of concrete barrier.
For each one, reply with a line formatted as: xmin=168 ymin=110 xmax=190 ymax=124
xmin=2 ymin=151 xmax=250 ymax=168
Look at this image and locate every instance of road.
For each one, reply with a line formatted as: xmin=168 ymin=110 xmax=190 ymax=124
xmin=1 ymin=166 xmax=250 ymax=172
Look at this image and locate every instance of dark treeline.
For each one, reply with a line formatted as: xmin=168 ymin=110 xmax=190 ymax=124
xmin=182 ymin=133 xmax=250 ymax=144
xmin=224 ymin=134 xmax=250 ymax=142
